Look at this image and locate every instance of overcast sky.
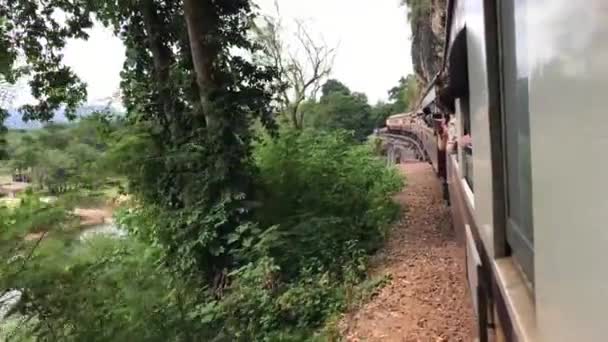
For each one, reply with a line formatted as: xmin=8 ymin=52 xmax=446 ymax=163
xmin=14 ymin=0 xmax=413 ymax=107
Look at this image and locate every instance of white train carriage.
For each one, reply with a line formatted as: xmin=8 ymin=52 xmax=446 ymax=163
xmin=388 ymin=1 xmax=608 ymax=341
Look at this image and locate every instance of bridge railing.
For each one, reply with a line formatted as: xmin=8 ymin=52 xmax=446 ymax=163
xmin=401 ymin=120 xmax=439 ymax=172
xmin=380 ymin=119 xmax=440 ymax=173
xmin=417 ymin=124 xmax=438 ymax=173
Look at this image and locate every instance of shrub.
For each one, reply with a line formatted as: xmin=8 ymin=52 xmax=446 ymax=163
xmin=0 ymin=194 xmax=70 ymax=243
xmin=1 ymin=235 xmax=216 ymax=342
xmin=1 ymin=129 xmax=403 ymax=341
xmin=254 ymin=129 xmax=402 ymax=277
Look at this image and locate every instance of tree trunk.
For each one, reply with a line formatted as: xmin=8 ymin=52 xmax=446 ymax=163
xmin=182 ymin=0 xmax=219 ymax=130
xmin=290 ymin=105 xmax=300 ymax=130
xmin=141 ymin=0 xmax=177 ymax=134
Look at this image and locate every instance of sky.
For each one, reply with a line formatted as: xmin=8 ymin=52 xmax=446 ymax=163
xmin=255 ymin=0 xmax=414 ymax=103
xmin=13 ymin=0 xmax=413 ymax=107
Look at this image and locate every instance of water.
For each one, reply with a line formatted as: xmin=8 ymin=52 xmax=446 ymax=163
xmin=79 ymin=221 xmax=127 ymax=241
xmin=0 ymin=290 xmax=22 ymax=320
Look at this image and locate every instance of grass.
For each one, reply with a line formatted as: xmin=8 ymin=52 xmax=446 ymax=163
xmin=0 ymin=197 xmax=20 ymax=209
xmin=53 ymin=187 xmax=118 ymax=210
xmin=0 ymin=315 xmax=35 ymax=342
xmin=316 ymin=274 xmax=392 ymax=340
xmin=0 ymin=169 xmax=11 ymax=184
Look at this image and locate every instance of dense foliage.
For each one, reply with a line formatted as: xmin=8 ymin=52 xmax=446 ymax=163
xmin=0 ymin=0 xmax=407 ymax=340
xmin=1 ymin=129 xmax=401 ymax=340
xmin=0 ymin=199 xmax=210 ymax=341
xmin=114 ymin=130 xmax=402 ymax=339
xmin=255 ymin=130 xmax=402 ymax=276
xmin=302 ymin=77 xmax=418 ymax=140
xmin=305 ymin=81 xmax=373 ymax=141
xmin=6 ymin=117 xmax=113 ymax=195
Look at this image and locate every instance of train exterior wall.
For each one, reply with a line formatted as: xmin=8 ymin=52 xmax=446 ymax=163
xmin=526 ymin=1 xmax=608 ymax=341
xmin=390 ymin=1 xmax=608 ymax=340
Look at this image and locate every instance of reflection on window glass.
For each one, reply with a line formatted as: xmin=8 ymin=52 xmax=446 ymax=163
xmin=460 ymin=97 xmax=473 ymax=190
xmin=502 ymin=0 xmax=534 ymax=285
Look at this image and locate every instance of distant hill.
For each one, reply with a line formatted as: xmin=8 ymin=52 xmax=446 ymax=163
xmin=5 ymin=104 xmax=122 ymax=129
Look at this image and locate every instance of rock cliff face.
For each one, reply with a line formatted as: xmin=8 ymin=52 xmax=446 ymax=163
xmin=407 ymin=0 xmax=447 ymax=87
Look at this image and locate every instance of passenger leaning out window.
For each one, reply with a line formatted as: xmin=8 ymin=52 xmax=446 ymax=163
xmin=446 ymin=114 xmax=458 ymax=155
xmin=461 ymin=133 xmax=472 ymax=150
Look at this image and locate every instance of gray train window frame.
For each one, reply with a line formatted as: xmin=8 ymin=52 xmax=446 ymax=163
xmin=500 ymin=0 xmax=534 ymax=286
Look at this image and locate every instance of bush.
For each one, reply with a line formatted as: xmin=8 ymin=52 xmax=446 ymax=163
xmin=1 ymin=129 xmax=403 ymax=341
xmin=202 ymin=129 xmax=404 ymax=339
xmin=56 ymin=190 xmax=107 ymax=209
xmin=0 ymin=194 xmax=70 ymax=243
xmin=1 ymin=235 xmax=216 ymax=342
xmin=254 ymin=129 xmax=402 ymax=277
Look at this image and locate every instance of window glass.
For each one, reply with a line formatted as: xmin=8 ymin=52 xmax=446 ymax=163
xmin=461 ymin=97 xmax=473 ymax=190
xmin=502 ymin=0 xmax=534 ymax=284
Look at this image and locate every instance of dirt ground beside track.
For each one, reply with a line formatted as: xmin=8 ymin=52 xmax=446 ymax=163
xmin=340 ymin=162 xmax=476 ymax=342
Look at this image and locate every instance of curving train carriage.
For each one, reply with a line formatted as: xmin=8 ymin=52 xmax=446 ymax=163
xmin=385 ymin=1 xmax=608 ymax=341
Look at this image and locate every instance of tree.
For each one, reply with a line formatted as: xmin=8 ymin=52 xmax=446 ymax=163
xmin=0 ymin=85 xmax=8 ymax=160
xmin=9 ymin=134 xmax=38 ymax=174
xmin=321 ymin=79 xmax=350 ymax=98
xmin=255 ymin=3 xmax=336 ymax=129
xmin=306 ymin=79 xmax=373 ymax=140
xmin=0 ymin=2 xmax=89 ymax=122
xmin=38 ymin=149 xmax=77 ymax=194
xmin=6 ymin=121 xmax=105 ymax=192
xmin=0 ymin=101 xmax=8 ymax=160
xmin=316 ymin=92 xmax=373 ymax=141
xmin=2 ymin=0 xmax=280 ymax=284
xmin=371 ymin=101 xmax=397 ymax=128
xmin=403 ymin=74 xmax=420 ymax=110
xmin=0 ymin=2 xmax=405 ymax=340
xmin=369 ymin=74 xmax=419 ymax=128
xmin=388 ymin=75 xmax=418 ymax=113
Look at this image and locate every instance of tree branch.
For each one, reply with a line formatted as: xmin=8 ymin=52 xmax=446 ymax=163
xmin=254 ymin=10 xmax=336 ymax=129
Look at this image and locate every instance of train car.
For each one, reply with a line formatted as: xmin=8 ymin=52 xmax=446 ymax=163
xmin=388 ymin=1 xmax=608 ymax=341
xmin=385 ymin=112 xmax=410 ymax=133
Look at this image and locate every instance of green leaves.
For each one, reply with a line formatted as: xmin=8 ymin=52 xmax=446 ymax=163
xmin=0 ymin=108 xmax=8 ymax=160
xmin=5 ymin=119 xmax=111 ymax=195
xmin=1 ymin=0 xmax=92 ymax=120
xmin=303 ymin=80 xmax=374 ymax=140
xmin=254 ymin=129 xmax=402 ymax=277
xmin=1 ymin=235 xmax=214 ymax=341
xmin=302 ymin=76 xmax=419 ymax=140
xmin=1 ymin=1 xmax=404 ymax=340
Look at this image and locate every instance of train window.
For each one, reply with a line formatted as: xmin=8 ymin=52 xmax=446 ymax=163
xmin=460 ymin=96 xmax=473 ymax=190
xmin=501 ymin=0 xmax=534 ymax=285
xmin=448 ymin=26 xmax=473 ymax=191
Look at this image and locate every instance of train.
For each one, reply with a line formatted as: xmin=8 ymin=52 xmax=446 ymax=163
xmin=385 ymin=1 xmax=608 ymax=341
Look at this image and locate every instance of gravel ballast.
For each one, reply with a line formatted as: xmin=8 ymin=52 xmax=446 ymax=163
xmin=341 ymin=162 xmax=476 ymax=342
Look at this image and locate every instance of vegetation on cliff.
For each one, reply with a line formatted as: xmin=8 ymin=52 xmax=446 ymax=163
xmin=402 ymin=0 xmax=446 ymax=87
